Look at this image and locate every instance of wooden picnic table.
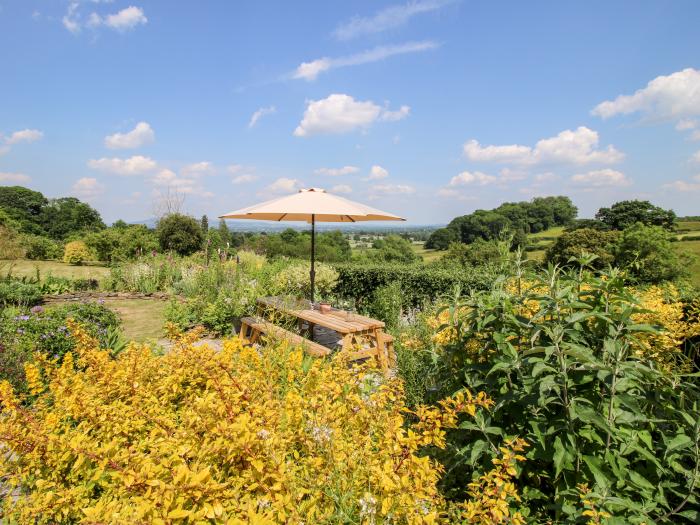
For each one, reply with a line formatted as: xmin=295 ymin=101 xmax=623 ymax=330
xmin=253 ymin=296 xmax=395 ymax=372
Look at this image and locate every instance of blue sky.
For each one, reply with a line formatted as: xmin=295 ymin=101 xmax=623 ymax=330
xmin=1 ymin=0 xmax=700 ymax=225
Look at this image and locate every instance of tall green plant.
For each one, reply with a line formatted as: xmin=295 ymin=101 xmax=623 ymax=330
xmin=434 ymin=261 xmax=700 ymax=523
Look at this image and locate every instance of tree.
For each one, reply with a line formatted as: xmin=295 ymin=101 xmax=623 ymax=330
xmin=545 ymin=228 xmax=621 ymax=269
xmin=40 ymin=197 xmax=105 ymax=240
xmin=0 ymin=186 xmax=48 ymax=235
xmin=614 ymin=223 xmax=692 ymax=283
xmin=218 ymin=219 xmax=231 ymax=248
xmin=63 ymin=240 xmax=91 ymax=265
xmin=156 ymin=214 xmax=204 ymax=256
xmin=425 ymin=228 xmax=457 ymax=250
xmin=200 ymin=215 xmax=209 ymax=235
xmin=364 ymin=235 xmax=420 ymax=264
xmin=595 ymin=200 xmax=676 ymax=231
xmin=437 ymin=238 xmax=506 ymax=268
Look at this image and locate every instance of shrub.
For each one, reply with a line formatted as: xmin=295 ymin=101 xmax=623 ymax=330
xmin=157 ymin=213 xmax=205 ymax=256
xmin=0 ymin=325 xmax=524 ymax=524
xmin=367 ymin=281 xmax=404 ymax=331
xmin=332 ymin=262 xmax=494 ymax=309
xmin=272 ymin=261 xmax=338 ymax=299
xmin=595 ymin=199 xmax=676 ymax=231
xmin=545 ymin=228 xmax=620 ymax=269
xmin=615 ymin=223 xmax=693 ymax=283
xmin=21 ymin=234 xmax=63 ymax=260
xmin=63 ymin=240 xmax=91 ymax=265
xmin=0 ymin=279 xmax=42 ymax=307
xmin=0 ymin=224 xmax=25 ymax=259
xmin=430 ymin=266 xmax=700 ymax=523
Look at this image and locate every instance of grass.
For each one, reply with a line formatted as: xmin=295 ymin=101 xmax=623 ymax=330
xmin=0 ymin=259 xmax=110 ymax=281
xmin=529 ymin=226 xmax=565 ymax=239
xmin=100 ymin=299 xmax=167 ymax=342
xmin=677 ymin=240 xmax=700 ymax=288
xmin=411 ymin=243 xmax=443 ymax=263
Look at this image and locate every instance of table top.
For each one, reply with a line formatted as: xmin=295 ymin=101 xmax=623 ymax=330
xmin=257 ymin=296 xmax=385 ymax=334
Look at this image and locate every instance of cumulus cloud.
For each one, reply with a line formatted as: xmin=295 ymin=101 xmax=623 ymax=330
xmin=0 ymin=172 xmax=31 ymax=184
xmin=314 ymin=166 xmax=359 ymax=177
xmin=293 ymin=41 xmax=438 ymax=81
xmin=151 ymin=168 xmax=213 ymax=197
xmin=71 ymin=177 xmax=104 ymax=199
xmin=331 ymin=184 xmax=353 ymax=194
xmin=232 ymin=174 xmax=258 ymax=184
xmin=333 ymin=0 xmax=451 ymax=40
xmin=592 ymin=68 xmax=700 ymax=121
xmin=294 ymin=94 xmax=408 ymax=137
xmin=249 ymin=106 xmax=276 ymax=128
xmin=463 ymin=127 xmax=624 ymax=165
xmin=64 ymin=3 xmax=147 ymax=33
xmin=180 ymin=161 xmax=214 ymax=177
xmin=570 ymin=169 xmax=631 ymax=188
xmin=104 ymin=121 xmax=154 ymax=149
xmin=663 ymin=174 xmax=700 ymax=192
xmin=266 ymin=177 xmax=303 ymax=194
xmin=365 ymin=165 xmax=389 ymax=181
xmin=436 ymin=187 xmax=475 ymax=200
xmin=380 ymin=105 xmax=411 ymax=122
xmin=370 ymin=183 xmax=415 ymax=195
xmin=448 ymin=170 xmax=497 ymax=186
xmin=87 ymin=155 xmax=158 ymax=175
xmin=5 ymin=129 xmax=43 ymax=145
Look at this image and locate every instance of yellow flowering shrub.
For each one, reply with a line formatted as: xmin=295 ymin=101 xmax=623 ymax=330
xmin=632 ymin=284 xmax=700 ymax=370
xmin=0 ymin=322 xmax=523 ymax=524
xmin=63 ymin=240 xmax=91 ymax=265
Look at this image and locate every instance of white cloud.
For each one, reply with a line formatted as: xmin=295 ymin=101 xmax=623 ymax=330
xmin=436 ymin=187 xmax=475 ymax=200
xmin=5 ymin=129 xmax=43 ymax=145
xmin=499 ymin=167 xmax=528 ymax=181
xmin=370 ymin=183 xmax=415 ymax=195
xmin=63 ymin=2 xmax=81 ymax=33
xmin=104 ymin=121 xmax=154 ymax=149
xmin=266 ymin=177 xmax=302 ymax=194
xmin=232 ymin=174 xmax=258 ymax=184
xmin=294 ymin=94 xmax=408 ymax=137
xmin=72 ymin=177 xmax=104 ymax=199
xmin=463 ymin=127 xmax=624 ymax=165
xmin=249 ymin=106 xmax=276 ymax=128
xmin=533 ymin=172 xmax=559 ymax=184
xmin=664 ymin=174 xmax=700 ymax=192
xmin=0 ymin=172 xmax=31 ymax=184
xmin=87 ymin=155 xmax=157 ymax=175
xmin=333 ymin=0 xmax=451 ymax=40
xmin=331 ymin=184 xmax=353 ymax=194
xmin=592 ymin=68 xmax=700 ymax=121
xmin=180 ymin=161 xmax=213 ymax=177
xmin=676 ymin=119 xmax=698 ymax=131
xmin=293 ymin=41 xmax=439 ymax=81
xmin=102 ymin=6 xmax=147 ymax=31
xmin=570 ymin=169 xmax=631 ymax=188
xmin=366 ymin=165 xmax=389 ymax=180
xmin=692 ymin=150 xmax=700 ymax=163
xmin=151 ymin=168 xmax=212 ymax=197
xmin=314 ymin=166 xmax=359 ymax=177
xmin=380 ymin=105 xmax=411 ymax=122
xmin=448 ymin=170 xmax=497 ymax=186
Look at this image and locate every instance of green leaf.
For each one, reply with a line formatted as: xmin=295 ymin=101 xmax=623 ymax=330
xmin=582 ymin=454 xmax=611 ymax=489
xmin=553 ymin=436 xmax=566 ymax=478
xmin=628 ymin=470 xmax=655 ymax=492
xmin=666 ymin=433 xmax=693 ymax=453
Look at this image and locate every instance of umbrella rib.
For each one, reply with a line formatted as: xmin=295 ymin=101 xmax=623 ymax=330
xmin=277 ymin=213 xmax=287 ymax=221
xmin=345 ymin=215 xmax=356 ymax=222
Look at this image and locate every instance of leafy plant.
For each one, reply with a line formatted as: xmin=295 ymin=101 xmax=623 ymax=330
xmin=63 ymin=240 xmax=91 ymax=265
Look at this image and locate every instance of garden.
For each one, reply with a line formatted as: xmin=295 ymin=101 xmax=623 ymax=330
xmin=1 ymin=186 xmax=700 ymax=523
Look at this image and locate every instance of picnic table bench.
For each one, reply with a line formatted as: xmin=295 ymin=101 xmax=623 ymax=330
xmin=239 ymin=296 xmax=395 ymax=373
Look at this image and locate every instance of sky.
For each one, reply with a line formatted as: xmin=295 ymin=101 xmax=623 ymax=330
xmin=1 ymin=0 xmax=700 ymax=225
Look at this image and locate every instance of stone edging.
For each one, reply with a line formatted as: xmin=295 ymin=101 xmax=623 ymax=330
xmin=42 ymin=291 xmax=171 ymax=303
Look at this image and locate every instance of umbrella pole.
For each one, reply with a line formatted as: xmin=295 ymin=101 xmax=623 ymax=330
xmin=310 ymin=213 xmax=315 ymax=304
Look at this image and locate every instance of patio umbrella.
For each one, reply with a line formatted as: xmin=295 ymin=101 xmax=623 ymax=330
xmin=219 ymin=188 xmax=405 ymax=302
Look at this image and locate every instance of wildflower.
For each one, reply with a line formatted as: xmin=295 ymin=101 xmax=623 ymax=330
xmin=256 ymin=429 xmax=271 ymax=440
xmin=30 ymin=305 xmax=44 ymax=314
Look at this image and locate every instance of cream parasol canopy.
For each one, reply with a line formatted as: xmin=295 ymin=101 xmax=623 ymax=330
xmin=219 ymin=188 xmax=405 ymax=301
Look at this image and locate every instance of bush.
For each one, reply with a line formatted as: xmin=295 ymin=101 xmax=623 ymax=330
xmin=429 ymin=267 xmax=700 ymax=523
xmin=0 ymin=279 xmax=42 ymax=307
xmin=615 ymin=223 xmax=693 ymax=283
xmin=63 ymin=240 xmax=91 ymax=265
xmin=0 ymin=326 xmax=524 ymax=524
xmin=21 ymin=234 xmax=63 ymax=260
xmin=271 ymin=261 xmax=338 ymax=299
xmin=545 ymin=228 xmax=620 ymax=269
xmin=157 ymin=213 xmax=205 ymax=256
xmin=332 ymin=262 xmax=494 ymax=309
xmin=0 ymin=224 xmax=25 ymax=259
xmin=595 ymin=199 xmax=676 ymax=231
xmin=367 ymin=281 xmax=404 ymax=331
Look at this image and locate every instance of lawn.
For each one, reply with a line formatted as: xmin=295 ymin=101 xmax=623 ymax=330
xmin=0 ymin=259 xmax=110 ymax=281
xmin=99 ymin=299 xmax=167 ymax=342
xmin=677 ymin=240 xmax=700 ymax=288
xmin=411 ymin=242 xmax=443 ymax=263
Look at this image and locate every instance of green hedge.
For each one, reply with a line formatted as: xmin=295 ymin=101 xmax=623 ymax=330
xmin=332 ymin=263 xmax=493 ymax=308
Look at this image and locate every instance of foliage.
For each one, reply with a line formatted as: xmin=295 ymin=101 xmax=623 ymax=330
xmin=446 ymin=196 xmax=577 ymax=246
xmin=85 ymin=224 xmax=159 ymax=262
xmin=272 ymin=261 xmax=338 ymax=299
xmin=21 ymin=234 xmax=63 ymax=260
xmin=429 ymin=265 xmax=700 ymax=524
xmin=367 ymin=280 xmax=404 ymax=331
xmin=615 ymin=223 xmax=692 ymax=283
xmin=564 ymin=219 xmax=609 ymax=232
xmin=426 ymin=227 xmax=458 ymax=250
xmin=595 ymin=199 xmax=676 ymax=231
xmin=244 ymin=229 xmax=351 ymax=263
xmin=435 ymin=239 xmax=509 ymax=270
xmin=0 ymin=301 xmax=121 ymax=391
xmin=0 ymin=185 xmax=48 ymax=235
xmin=157 ymin=213 xmax=205 ymax=256
xmin=0 ymin=224 xmax=25 ymax=259
xmin=359 ymin=234 xmax=421 ymax=264
xmin=0 ymin=324 xmax=524 ymax=524
xmin=63 ymin=240 xmax=91 ymax=265
xmin=0 ymin=274 xmax=43 ymax=306
xmin=40 ymin=197 xmax=105 ymax=240
xmin=333 ymin=262 xmax=494 ymax=309
xmin=545 ymin=228 xmax=620 ymax=269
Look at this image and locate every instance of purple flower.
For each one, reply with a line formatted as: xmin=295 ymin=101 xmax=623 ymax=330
xmin=30 ymin=305 xmax=44 ymax=314
xmin=98 ymin=299 xmax=105 ymax=304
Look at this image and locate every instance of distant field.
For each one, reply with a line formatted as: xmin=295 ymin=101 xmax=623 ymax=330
xmin=529 ymin=226 xmax=565 ymax=239
xmin=411 ymin=243 xmax=443 ymax=263
xmin=677 ymin=240 xmax=700 ymax=288
xmin=0 ymin=259 xmax=110 ymax=281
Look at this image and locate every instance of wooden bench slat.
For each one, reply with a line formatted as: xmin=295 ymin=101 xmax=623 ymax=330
xmin=241 ymin=316 xmax=330 ymax=357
